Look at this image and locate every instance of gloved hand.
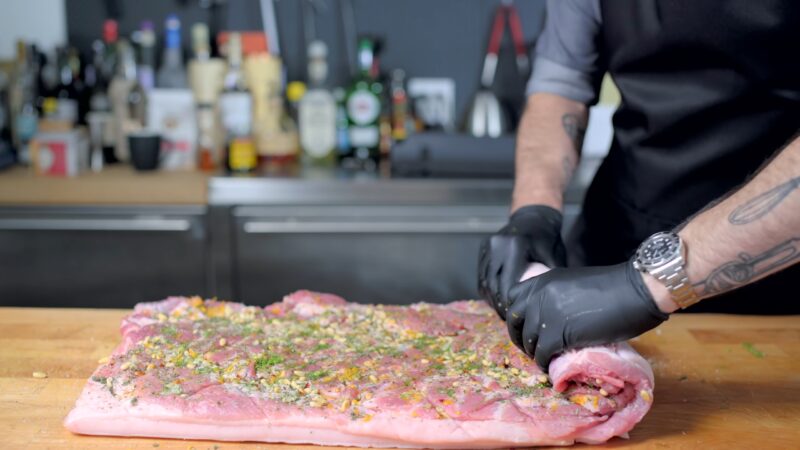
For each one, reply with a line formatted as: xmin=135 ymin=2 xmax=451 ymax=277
xmin=478 ymin=205 xmax=567 ymax=320
xmin=506 ymin=260 xmax=669 ymax=371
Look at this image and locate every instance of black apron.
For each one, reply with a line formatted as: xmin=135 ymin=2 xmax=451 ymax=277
xmin=566 ymin=0 xmax=800 ymax=314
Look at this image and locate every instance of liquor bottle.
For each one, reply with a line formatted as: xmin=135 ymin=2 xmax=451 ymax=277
xmin=85 ymin=48 xmax=109 ymax=173
xmin=9 ymin=42 xmax=38 ymax=164
xmin=127 ymin=70 xmax=147 ymax=131
xmin=55 ymin=47 xmax=80 ymax=124
xmin=66 ymin=47 xmax=90 ymax=124
xmin=373 ymin=47 xmax=392 ymax=160
xmin=88 ymin=41 xmax=110 ymax=112
xmin=127 ymin=21 xmax=155 ymax=156
xmin=86 ymin=39 xmax=116 ymax=163
xmin=100 ymin=19 xmax=119 ymax=83
xmin=137 ymin=21 xmax=157 ymax=91
xmin=219 ymin=33 xmax=255 ymax=173
xmin=244 ymin=53 xmax=298 ymax=165
xmin=390 ymin=69 xmax=409 ymax=142
xmin=286 ymin=81 xmax=306 ymax=126
xmin=108 ymin=39 xmax=138 ymax=161
xmin=333 ymin=87 xmax=349 ymax=158
xmin=344 ymin=37 xmax=383 ymax=170
xmin=187 ymin=22 xmax=226 ymax=171
xmin=298 ymin=40 xmax=336 ymax=165
xmin=222 ymin=33 xmax=247 ymax=92
xmin=38 ymin=48 xmax=60 ymax=119
xmin=192 ymin=23 xmax=211 ymax=62
xmin=156 ymin=14 xmax=188 ymax=89
xmin=0 ymin=73 xmax=11 ymax=167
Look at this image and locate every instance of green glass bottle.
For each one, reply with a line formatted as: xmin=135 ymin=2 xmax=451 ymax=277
xmin=344 ymin=38 xmax=383 ymax=170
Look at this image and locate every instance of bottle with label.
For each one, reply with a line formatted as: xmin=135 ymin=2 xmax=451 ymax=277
xmin=68 ymin=47 xmax=90 ymax=124
xmin=333 ymin=87 xmax=349 ymax=158
xmin=220 ymin=33 xmax=255 ymax=173
xmin=286 ymin=81 xmax=306 ymax=126
xmin=244 ymin=53 xmax=298 ymax=165
xmin=38 ymin=49 xmax=60 ymax=119
xmin=298 ymin=40 xmax=337 ymax=165
xmin=87 ymin=39 xmax=116 ymax=163
xmin=188 ymin=23 xmax=226 ymax=171
xmin=390 ymin=69 xmax=409 ymax=142
xmin=156 ymin=14 xmax=188 ymax=89
xmin=9 ymin=42 xmax=38 ymax=164
xmin=127 ymin=69 xmax=147 ymax=132
xmin=108 ymin=39 xmax=138 ymax=161
xmin=127 ymin=23 xmax=155 ymax=130
xmin=100 ymin=19 xmax=119 ymax=84
xmin=192 ymin=23 xmax=211 ymax=62
xmin=137 ymin=21 xmax=157 ymax=91
xmin=344 ymin=37 xmax=383 ymax=170
xmin=54 ymin=47 xmax=80 ymax=124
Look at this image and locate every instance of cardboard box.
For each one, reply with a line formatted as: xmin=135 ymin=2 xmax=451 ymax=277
xmin=146 ymin=89 xmax=198 ymax=171
xmin=31 ymin=128 xmax=89 ymax=177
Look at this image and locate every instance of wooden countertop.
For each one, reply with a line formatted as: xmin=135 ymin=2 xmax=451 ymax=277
xmin=0 ymin=166 xmax=209 ymax=205
xmin=1 ymin=308 xmax=798 ymax=449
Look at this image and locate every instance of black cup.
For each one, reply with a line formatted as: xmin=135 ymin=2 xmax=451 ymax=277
xmin=128 ymin=132 xmax=162 ymax=171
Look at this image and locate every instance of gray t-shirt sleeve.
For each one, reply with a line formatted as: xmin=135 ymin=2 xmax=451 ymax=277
xmin=526 ymin=0 xmax=604 ymax=104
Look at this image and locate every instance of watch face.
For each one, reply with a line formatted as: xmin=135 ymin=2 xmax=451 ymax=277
xmin=639 ymin=232 xmax=681 ymax=268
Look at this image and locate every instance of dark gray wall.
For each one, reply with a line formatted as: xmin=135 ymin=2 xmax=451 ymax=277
xmin=66 ymin=0 xmax=546 ymax=126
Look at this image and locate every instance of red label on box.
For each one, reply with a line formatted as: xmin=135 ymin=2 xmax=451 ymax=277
xmin=42 ymin=141 xmax=68 ymax=176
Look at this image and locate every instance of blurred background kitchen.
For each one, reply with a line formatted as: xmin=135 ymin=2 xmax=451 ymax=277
xmin=0 ymin=0 xmax=617 ymax=308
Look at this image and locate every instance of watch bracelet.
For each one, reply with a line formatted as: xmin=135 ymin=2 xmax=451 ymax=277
xmin=658 ymin=265 xmax=701 ymax=309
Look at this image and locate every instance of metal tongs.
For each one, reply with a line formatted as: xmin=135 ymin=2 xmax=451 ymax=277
xmin=480 ymin=0 xmax=530 ymax=88
xmin=467 ymin=0 xmax=528 ymax=138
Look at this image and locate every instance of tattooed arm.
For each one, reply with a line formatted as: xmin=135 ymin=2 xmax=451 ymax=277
xmin=511 ymin=93 xmax=588 ymax=212
xmin=644 ymin=136 xmax=800 ymax=313
xmin=479 ymin=93 xmax=587 ymax=316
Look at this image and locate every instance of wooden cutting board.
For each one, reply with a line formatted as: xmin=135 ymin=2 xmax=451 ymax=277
xmin=1 ymin=306 xmax=798 ymax=449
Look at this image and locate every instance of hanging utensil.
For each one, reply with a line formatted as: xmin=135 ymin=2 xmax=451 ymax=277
xmin=260 ymin=0 xmax=281 ymax=56
xmin=466 ymin=0 xmax=529 ymax=138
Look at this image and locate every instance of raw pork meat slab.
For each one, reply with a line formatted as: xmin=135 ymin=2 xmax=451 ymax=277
xmin=65 ymin=291 xmax=655 ymax=448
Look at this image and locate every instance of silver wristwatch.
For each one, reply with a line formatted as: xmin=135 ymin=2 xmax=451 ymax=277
xmin=633 ymin=231 xmax=701 ymax=309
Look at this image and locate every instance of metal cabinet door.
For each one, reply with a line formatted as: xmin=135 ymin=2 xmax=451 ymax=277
xmin=232 ymin=206 xmax=508 ymax=305
xmin=0 ymin=206 xmax=208 ymax=308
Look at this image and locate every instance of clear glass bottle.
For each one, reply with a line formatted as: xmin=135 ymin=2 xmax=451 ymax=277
xmin=156 ymin=14 xmax=188 ymax=89
xmin=191 ymin=23 xmax=211 ymax=62
xmin=108 ymin=39 xmax=138 ymax=160
xmin=86 ymin=39 xmax=116 ymax=163
xmin=220 ymin=33 xmax=255 ymax=173
xmin=299 ymin=40 xmax=337 ymax=165
xmin=9 ymin=42 xmax=38 ymax=164
xmin=390 ymin=69 xmax=409 ymax=142
xmin=55 ymin=46 xmax=79 ymax=124
xmin=38 ymin=48 xmax=60 ymax=118
xmin=137 ymin=21 xmax=157 ymax=91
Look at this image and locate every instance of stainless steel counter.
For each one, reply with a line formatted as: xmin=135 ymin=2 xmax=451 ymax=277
xmin=205 ymin=158 xmax=603 ymax=304
xmin=208 ymin=158 xmax=603 ymax=207
xmin=1 ymin=157 xmax=604 ymax=307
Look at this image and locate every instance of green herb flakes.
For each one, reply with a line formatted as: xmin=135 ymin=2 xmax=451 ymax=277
xmin=742 ymin=342 xmax=764 ymax=358
xmin=161 ymin=383 xmax=183 ymax=396
xmin=308 ymin=370 xmax=330 ymax=380
xmin=255 ymin=355 xmax=284 ymax=371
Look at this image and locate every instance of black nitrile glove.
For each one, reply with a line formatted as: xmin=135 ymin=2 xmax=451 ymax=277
xmin=478 ymin=205 xmax=567 ymax=320
xmin=506 ymin=260 xmax=669 ymax=371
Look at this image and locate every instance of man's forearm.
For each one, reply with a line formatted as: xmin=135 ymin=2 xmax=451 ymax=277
xmin=644 ymin=135 xmax=800 ymax=313
xmin=512 ymin=93 xmax=588 ymax=212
